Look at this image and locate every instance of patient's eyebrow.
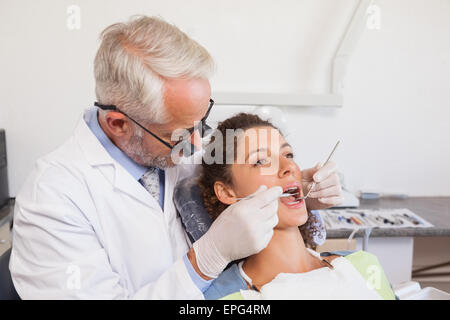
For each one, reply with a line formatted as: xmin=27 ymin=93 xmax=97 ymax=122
xmin=246 ymin=142 xmax=292 ymax=161
xmin=246 ymin=148 xmax=267 ymax=161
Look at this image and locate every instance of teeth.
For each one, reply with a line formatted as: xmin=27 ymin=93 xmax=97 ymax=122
xmin=285 ymin=187 xmax=299 ymax=194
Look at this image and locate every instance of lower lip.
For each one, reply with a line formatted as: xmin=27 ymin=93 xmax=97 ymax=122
xmin=281 ymin=198 xmax=304 ymax=209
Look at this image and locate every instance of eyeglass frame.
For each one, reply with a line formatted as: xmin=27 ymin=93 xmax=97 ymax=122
xmin=94 ymin=99 xmax=214 ymax=151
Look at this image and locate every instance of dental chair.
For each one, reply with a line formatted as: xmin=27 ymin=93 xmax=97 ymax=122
xmin=0 ymin=247 xmax=20 ymax=300
xmin=0 ymin=207 xmax=19 ymax=300
xmin=173 ymin=176 xmax=450 ymax=300
xmin=174 ymin=176 xmax=332 ymax=299
xmin=0 ymin=215 xmax=20 ymax=300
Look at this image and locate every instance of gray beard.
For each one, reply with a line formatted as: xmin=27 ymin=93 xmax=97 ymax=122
xmin=119 ymin=130 xmax=176 ymax=169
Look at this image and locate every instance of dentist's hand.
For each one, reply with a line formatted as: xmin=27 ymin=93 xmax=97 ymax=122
xmin=192 ymin=185 xmax=282 ymax=279
xmin=301 ymin=161 xmax=344 ymax=210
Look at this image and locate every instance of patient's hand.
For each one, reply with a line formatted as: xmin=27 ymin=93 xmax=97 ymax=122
xmin=301 ymin=161 xmax=344 ymax=210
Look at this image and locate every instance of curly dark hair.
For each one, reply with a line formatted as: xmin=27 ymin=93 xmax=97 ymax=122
xmin=198 ymin=112 xmax=320 ymax=250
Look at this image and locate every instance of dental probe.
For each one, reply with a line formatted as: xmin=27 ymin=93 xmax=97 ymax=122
xmin=236 ymin=192 xmax=296 ymax=201
xmin=300 ymin=140 xmax=341 ymax=201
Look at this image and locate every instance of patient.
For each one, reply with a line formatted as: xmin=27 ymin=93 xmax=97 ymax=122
xmin=199 ymin=113 xmax=396 ymax=300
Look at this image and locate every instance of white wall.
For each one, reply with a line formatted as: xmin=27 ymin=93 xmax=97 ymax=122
xmin=0 ymin=0 xmax=449 ymax=197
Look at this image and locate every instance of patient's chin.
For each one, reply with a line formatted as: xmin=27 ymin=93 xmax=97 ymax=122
xmin=298 ymin=210 xmax=309 ymax=226
xmin=278 ymin=207 xmax=308 ymax=228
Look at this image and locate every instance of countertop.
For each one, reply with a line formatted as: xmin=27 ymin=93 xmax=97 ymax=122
xmin=326 ymin=197 xmax=450 ymax=238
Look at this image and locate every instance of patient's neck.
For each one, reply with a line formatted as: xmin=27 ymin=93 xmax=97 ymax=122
xmin=242 ymin=227 xmax=316 ymax=289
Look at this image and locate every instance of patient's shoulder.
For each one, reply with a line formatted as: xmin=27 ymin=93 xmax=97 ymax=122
xmin=341 ymin=250 xmax=396 ymax=300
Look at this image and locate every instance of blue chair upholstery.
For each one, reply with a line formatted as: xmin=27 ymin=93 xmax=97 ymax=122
xmin=0 ymin=247 xmax=20 ymax=300
xmin=173 ymin=177 xmax=213 ymax=244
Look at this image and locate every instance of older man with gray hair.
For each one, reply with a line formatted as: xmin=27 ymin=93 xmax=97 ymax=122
xmin=10 ymin=15 xmax=342 ymax=299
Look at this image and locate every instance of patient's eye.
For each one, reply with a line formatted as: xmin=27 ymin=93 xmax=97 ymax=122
xmin=253 ymin=158 xmax=269 ymax=166
xmin=286 ymin=152 xmax=294 ymax=159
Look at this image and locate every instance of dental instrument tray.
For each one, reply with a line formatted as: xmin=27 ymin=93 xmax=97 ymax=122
xmin=315 ymin=208 xmax=433 ymax=230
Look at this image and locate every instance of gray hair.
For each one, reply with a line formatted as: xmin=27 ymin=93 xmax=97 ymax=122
xmin=94 ymin=15 xmax=215 ymax=124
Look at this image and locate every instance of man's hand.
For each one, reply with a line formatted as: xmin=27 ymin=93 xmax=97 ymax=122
xmin=192 ymin=185 xmax=282 ymax=279
xmin=301 ymin=161 xmax=344 ymax=210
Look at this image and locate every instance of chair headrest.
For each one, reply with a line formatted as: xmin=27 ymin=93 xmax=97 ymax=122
xmin=174 ymin=177 xmax=212 ymax=243
xmin=174 ymin=177 xmax=326 ymax=246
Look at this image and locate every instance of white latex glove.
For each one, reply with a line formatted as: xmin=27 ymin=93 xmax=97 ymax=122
xmin=301 ymin=161 xmax=344 ymax=210
xmin=193 ymin=185 xmax=282 ymax=278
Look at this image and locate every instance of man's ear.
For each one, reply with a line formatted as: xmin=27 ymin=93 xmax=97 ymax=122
xmin=214 ymin=181 xmax=237 ymax=205
xmin=102 ymin=111 xmax=131 ymax=137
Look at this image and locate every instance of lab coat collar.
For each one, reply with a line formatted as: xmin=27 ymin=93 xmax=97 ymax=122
xmin=76 ymin=109 xmax=117 ymax=167
xmin=74 ymin=110 xmax=161 ymax=210
xmin=85 ymin=106 xmax=147 ymax=180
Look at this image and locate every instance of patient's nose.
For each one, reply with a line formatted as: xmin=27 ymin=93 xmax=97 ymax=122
xmin=279 ymin=158 xmax=296 ymax=178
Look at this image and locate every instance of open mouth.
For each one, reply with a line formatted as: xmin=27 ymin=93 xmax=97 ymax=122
xmin=281 ymin=184 xmax=304 ymax=208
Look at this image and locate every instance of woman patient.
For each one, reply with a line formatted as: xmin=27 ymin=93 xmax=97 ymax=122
xmin=199 ymin=113 xmax=396 ymax=300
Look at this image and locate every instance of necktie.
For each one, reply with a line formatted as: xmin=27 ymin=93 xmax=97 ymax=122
xmin=139 ymin=167 xmax=160 ymax=204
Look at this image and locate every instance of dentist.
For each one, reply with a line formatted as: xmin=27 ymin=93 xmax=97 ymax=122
xmin=10 ymin=16 xmax=343 ymax=299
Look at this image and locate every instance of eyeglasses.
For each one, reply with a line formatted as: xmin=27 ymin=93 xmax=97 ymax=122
xmin=184 ymin=99 xmax=214 ymax=136
xmin=94 ymin=99 xmax=214 ymax=156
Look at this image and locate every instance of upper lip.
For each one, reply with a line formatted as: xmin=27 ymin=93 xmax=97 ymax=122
xmin=282 ymin=181 xmax=301 ymax=193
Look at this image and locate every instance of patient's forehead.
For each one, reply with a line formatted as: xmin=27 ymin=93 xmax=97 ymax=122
xmin=236 ymin=126 xmax=288 ymax=157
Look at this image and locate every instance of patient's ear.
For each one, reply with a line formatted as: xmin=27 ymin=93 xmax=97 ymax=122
xmin=214 ymin=181 xmax=237 ymax=205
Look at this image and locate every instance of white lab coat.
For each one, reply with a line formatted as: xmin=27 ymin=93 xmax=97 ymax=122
xmin=9 ymin=110 xmax=204 ymax=299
